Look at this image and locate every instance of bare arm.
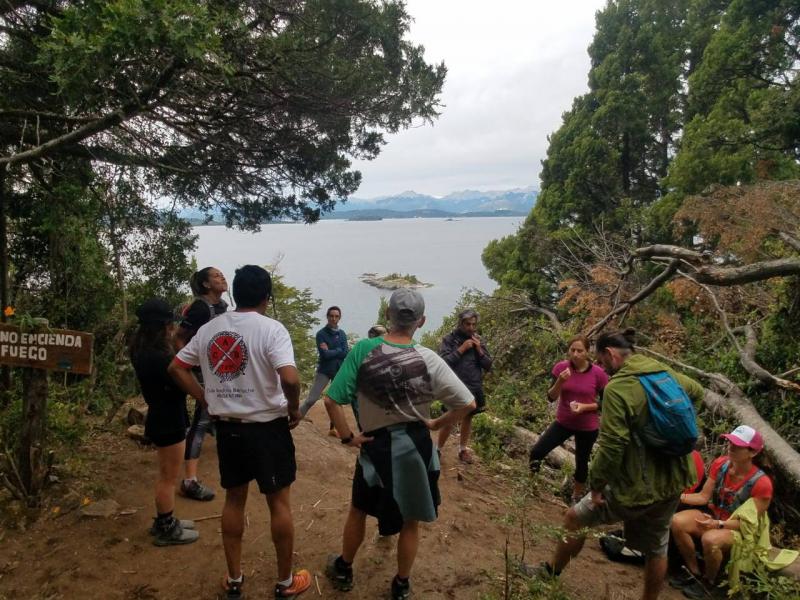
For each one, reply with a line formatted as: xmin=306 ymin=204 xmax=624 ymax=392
xmin=323 ymin=395 xmax=373 ymax=447
xmin=680 ymin=471 xmax=716 ymax=506
xmin=426 ymin=400 xmax=477 ymax=432
xmin=167 ymin=359 xmax=206 ymax=408
xmin=277 ymin=364 xmax=301 ymax=429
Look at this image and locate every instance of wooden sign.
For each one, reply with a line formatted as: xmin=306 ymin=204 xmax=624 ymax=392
xmin=0 ymin=323 xmax=93 ymax=374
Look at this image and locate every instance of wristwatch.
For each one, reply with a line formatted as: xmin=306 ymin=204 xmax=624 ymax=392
xmin=717 ymin=520 xmax=724 ymax=529
xmin=340 ymin=433 xmax=354 ymax=445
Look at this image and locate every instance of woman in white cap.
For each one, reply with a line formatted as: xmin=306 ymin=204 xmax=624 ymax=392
xmin=669 ymin=425 xmax=772 ymax=598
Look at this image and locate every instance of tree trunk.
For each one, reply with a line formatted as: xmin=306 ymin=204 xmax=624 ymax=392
xmin=0 ymin=165 xmax=9 ymax=395
xmin=19 ymin=366 xmax=49 ymax=503
xmin=487 ymin=415 xmax=575 ymax=470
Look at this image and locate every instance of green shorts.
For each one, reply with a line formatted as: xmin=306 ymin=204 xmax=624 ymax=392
xmin=573 ymin=488 xmax=679 ymax=557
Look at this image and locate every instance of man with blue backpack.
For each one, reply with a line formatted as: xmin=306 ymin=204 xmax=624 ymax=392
xmin=524 ymin=328 xmax=705 ymax=600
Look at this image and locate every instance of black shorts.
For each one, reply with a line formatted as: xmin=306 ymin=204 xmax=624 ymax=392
xmin=215 ymin=418 xmax=296 ymax=494
xmin=146 ymin=427 xmax=187 ymax=448
xmin=145 ymin=404 xmax=189 ymax=448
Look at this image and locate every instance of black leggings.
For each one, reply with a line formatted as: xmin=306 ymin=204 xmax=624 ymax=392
xmin=529 ymin=421 xmax=599 ymax=484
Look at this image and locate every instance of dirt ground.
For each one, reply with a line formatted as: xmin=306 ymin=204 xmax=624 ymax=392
xmin=0 ymin=401 xmax=685 ymax=600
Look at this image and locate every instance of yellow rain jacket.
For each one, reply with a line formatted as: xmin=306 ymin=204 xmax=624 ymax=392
xmin=726 ymin=498 xmax=799 ymax=594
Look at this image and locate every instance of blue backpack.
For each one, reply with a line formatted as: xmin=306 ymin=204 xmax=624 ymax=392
xmin=637 ymin=371 xmax=698 ymax=456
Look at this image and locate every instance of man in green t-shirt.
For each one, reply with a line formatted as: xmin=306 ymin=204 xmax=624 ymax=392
xmin=323 ymin=288 xmax=476 ymax=600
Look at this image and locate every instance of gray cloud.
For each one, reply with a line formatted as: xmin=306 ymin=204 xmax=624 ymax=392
xmin=351 ymin=0 xmax=606 ymax=198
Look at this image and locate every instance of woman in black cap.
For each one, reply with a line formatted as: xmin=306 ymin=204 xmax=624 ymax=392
xmin=129 ymin=298 xmax=199 ymax=546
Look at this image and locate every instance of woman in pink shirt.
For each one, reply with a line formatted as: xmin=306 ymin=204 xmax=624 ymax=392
xmin=529 ymin=336 xmax=608 ymax=502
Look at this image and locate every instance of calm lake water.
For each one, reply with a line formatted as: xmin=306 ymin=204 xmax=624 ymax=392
xmin=192 ymin=217 xmax=522 ymax=337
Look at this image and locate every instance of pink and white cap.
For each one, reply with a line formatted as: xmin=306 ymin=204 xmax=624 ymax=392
xmin=721 ymin=425 xmax=764 ymax=452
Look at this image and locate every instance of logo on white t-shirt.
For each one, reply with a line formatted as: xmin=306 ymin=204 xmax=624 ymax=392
xmin=207 ymin=330 xmax=249 ymax=382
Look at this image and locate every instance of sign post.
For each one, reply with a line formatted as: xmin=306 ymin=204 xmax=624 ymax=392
xmin=0 ymin=321 xmax=94 ymax=503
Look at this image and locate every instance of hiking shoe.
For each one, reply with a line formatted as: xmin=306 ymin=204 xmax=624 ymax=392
xmin=152 ymin=520 xmax=199 ymax=546
xmin=222 ymin=575 xmax=245 ymax=600
xmin=275 ymin=569 xmax=311 ymax=598
xmin=181 ymin=479 xmax=216 ymax=501
xmin=669 ymin=567 xmax=700 ymax=590
xmin=681 ymin=578 xmax=719 ymax=599
xmin=391 ymin=576 xmax=411 ymax=600
xmin=458 ymin=448 xmax=475 ymax=464
xmin=148 ymin=518 xmax=196 ymax=536
xmin=325 ymin=554 xmax=354 ymax=592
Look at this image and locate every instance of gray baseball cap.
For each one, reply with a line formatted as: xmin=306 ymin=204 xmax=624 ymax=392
xmin=388 ymin=288 xmax=425 ymax=325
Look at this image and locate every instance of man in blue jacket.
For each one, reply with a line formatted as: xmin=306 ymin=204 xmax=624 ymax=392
xmin=300 ymin=306 xmax=349 ymax=435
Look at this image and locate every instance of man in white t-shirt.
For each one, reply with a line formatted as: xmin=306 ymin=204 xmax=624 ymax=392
xmin=168 ymin=265 xmax=311 ymax=600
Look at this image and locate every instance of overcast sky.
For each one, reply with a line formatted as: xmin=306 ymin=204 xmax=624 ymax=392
xmin=350 ymin=0 xmax=607 ymax=199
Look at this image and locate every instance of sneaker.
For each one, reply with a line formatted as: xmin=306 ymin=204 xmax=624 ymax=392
xmin=148 ymin=518 xmax=196 ymax=536
xmin=458 ymin=448 xmax=475 ymax=464
xmin=391 ymin=576 xmax=411 ymax=600
xmin=181 ymin=479 xmax=216 ymax=501
xmin=152 ymin=520 xmax=199 ymax=546
xmin=681 ymin=578 xmax=715 ymax=599
xmin=222 ymin=575 xmax=245 ymax=600
xmin=669 ymin=567 xmax=700 ymax=590
xmin=275 ymin=569 xmax=311 ymax=598
xmin=325 ymin=554 xmax=354 ymax=592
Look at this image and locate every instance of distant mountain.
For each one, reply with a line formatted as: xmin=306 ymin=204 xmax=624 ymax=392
xmin=320 ymin=207 xmax=527 ymax=221
xmin=334 ymin=186 xmax=537 ymax=215
xmin=178 ymin=186 xmax=537 ymax=223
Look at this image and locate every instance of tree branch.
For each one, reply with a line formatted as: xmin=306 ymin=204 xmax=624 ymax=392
xmin=585 ymin=259 xmax=680 ymax=338
xmin=0 ymin=58 xmax=182 ymax=167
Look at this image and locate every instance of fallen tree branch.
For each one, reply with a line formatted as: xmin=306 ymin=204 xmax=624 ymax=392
xmin=585 ymin=259 xmax=680 ymax=338
xmin=679 ymin=271 xmax=800 ymax=394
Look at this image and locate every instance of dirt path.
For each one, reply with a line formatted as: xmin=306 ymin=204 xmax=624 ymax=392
xmin=0 ymin=401 xmax=685 ymax=600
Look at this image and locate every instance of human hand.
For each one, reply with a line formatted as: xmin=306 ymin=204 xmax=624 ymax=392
xmin=558 ymin=367 xmax=572 ymax=381
xmin=319 ymin=342 xmax=329 ymax=350
xmin=458 ymin=340 xmax=475 ymax=354
xmin=590 ymin=489 xmax=605 ymax=507
xmin=424 ymin=417 xmax=444 ymax=431
xmin=288 ymin=408 xmax=302 ymax=429
xmin=695 ymin=515 xmax=717 ymax=530
xmin=345 ymin=432 xmax=374 ymax=448
xmin=569 ymin=401 xmax=583 ymax=414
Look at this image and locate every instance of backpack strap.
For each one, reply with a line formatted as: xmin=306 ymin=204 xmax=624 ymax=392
xmin=731 ymin=468 xmax=765 ymax=513
xmin=713 ymin=459 xmax=765 ymax=514
xmin=713 ymin=459 xmax=730 ymax=510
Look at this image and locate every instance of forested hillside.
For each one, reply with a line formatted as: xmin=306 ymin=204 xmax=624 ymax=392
xmin=480 ymin=0 xmax=800 ymax=514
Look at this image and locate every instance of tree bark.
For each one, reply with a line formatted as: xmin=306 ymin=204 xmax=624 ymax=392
xmin=19 ymin=366 xmax=49 ymax=502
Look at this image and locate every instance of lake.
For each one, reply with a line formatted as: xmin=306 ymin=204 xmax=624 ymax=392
xmin=192 ymin=217 xmax=522 ymax=338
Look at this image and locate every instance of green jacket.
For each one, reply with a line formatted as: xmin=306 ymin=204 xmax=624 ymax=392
xmin=588 ymin=354 xmax=705 ymax=506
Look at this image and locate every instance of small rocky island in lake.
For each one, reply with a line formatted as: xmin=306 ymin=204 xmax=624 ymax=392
xmin=360 ymin=272 xmax=432 ymax=290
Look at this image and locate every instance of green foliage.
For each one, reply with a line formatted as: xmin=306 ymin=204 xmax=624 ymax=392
xmin=375 ymin=296 xmax=389 ymax=329
xmin=383 ymin=273 xmax=421 ymax=284
xmin=269 ymin=273 xmax=321 ymax=382
xmin=3 ymin=0 xmax=447 ymax=226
